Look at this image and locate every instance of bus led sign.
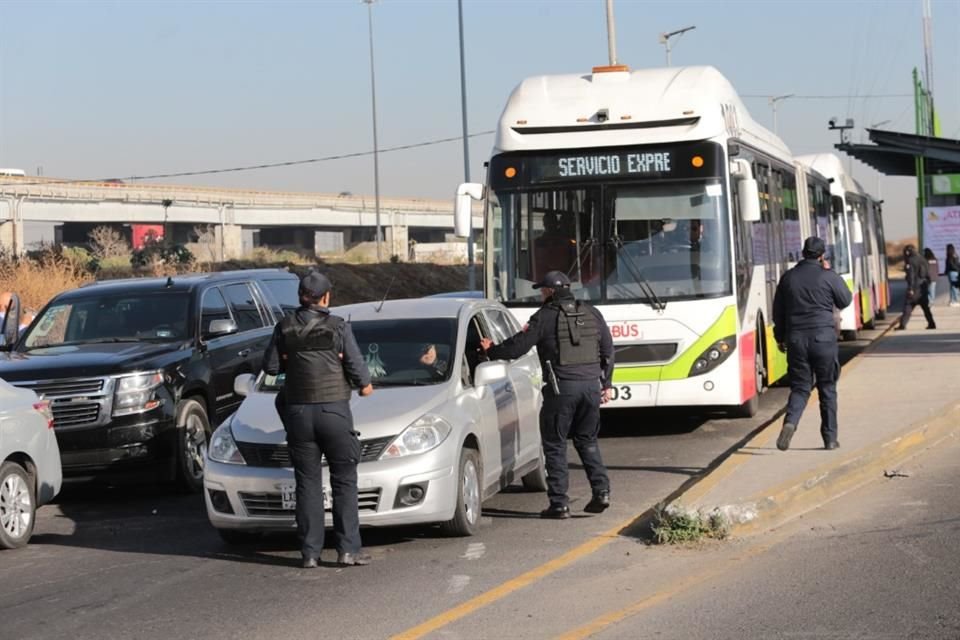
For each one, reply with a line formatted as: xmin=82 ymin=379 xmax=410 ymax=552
xmin=557 ymin=152 xmax=672 ymax=178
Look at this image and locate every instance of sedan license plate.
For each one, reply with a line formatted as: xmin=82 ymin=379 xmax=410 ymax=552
xmin=279 ymin=483 xmax=331 ymax=510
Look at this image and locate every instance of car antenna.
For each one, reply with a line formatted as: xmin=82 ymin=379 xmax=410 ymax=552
xmin=375 ymin=274 xmax=398 ymax=313
xmin=165 ymin=276 xmax=174 ymax=288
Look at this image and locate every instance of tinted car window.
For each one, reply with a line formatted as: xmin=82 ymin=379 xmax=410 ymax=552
xmin=261 ymin=278 xmax=299 ymax=318
xmin=223 ymin=283 xmax=264 ymax=333
xmin=24 ymin=293 xmax=191 ymax=348
xmin=200 ymin=287 xmax=231 ymax=335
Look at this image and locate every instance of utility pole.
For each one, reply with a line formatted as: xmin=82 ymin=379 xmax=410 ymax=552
xmin=769 ymin=94 xmax=794 ymax=135
xmin=363 ymin=0 xmax=383 ymax=262
xmin=659 ymin=25 xmax=695 ymax=66
xmin=604 ymin=0 xmax=618 ymax=65
xmin=457 ymin=0 xmax=475 ymax=291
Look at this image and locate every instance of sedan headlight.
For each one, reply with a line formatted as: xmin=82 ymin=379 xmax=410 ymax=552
xmin=380 ymin=414 xmax=452 ymax=460
xmin=113 ymin=371 xmax=164 ymax=416
xmin=209 ymin=423 xmax=246 ymax=465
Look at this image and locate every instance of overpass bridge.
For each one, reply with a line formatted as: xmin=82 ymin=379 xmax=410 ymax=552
xmin=0 ymin=177 xmax=478 ymax=259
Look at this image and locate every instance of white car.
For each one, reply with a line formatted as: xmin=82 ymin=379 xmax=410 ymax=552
xmin=204 ymin=298 xmax=545 ymax=541
xmin=0 ymin=377 xmax=62 ymax=549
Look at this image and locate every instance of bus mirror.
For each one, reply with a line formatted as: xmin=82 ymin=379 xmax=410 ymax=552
xmin=738 ymin=178 xmax=761 ymax=223
xmin=454 ymin=183 xmax=484 ymax=238
xmin=852 ymin=219 xmax=864 ymax=244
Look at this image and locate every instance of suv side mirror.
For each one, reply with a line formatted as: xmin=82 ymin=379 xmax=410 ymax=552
xmin=206 ymin=319 xmax=238 ymax=338
xmin=474 ymin=361 xmax=508 ymax=387
xmin=454 ymin=182 xmax=484 ymax=238
xmin=1 ymin=294 xmax=22 ymax=348
xmin=234 ymin=373 xmax=256 ymax=397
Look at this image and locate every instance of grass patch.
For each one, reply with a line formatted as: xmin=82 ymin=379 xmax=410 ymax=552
xmin=651 ymin=504 xmax=730 ymax=545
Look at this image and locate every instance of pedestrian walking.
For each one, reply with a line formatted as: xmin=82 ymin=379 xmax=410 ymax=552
xmin=946 ymin=244 xmax=960 ymax=307
xmin=898 ymin=245 xmax=936 ymax=331
xmin=773 ymin=237 xmax=853 ymax=451
xmin=479 ymin=271 xmax=614 ymax=518
xmin=262 ymin=272 xmax=374 ymax=569
xmin=924 ymin=248 xmax=940 ymax=306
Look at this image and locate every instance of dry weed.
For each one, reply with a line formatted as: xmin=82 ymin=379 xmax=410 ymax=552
xmin=0 ymin=251 xmax=92 ymax=311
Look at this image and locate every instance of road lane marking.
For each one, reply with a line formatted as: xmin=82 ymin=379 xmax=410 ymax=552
xmin=460 ymin=543 xmax=486 ymax=560
xmin=392 ymin=322 xmax=900 ymax=640
xmin=553 ymin=532 xmax=787 ymax=640
xmin=389 ymin=519 xmax=634 ymax=640
xmin=446 ymin=575 xmax=471 ymax=594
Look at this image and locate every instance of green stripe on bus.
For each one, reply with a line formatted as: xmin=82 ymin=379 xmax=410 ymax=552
xmin=612 ymin=306 xmax=738 ymax=384
xmin=845 ymin=278 xmax=854 ymax=292
xmin=861 ymin=289 xmax=873 ymax=322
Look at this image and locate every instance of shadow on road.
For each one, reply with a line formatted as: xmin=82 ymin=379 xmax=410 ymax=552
xmin=31 ymin=482 xmax=452 ymax=568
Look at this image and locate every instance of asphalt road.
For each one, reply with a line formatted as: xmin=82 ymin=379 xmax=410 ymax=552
xmin=0 ymin=293 xmax=904 ymax=640
xmin=593 ymin=422 xmax=960 ymax=640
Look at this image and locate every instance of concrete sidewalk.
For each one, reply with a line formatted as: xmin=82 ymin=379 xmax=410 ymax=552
xmin=673 ymin=295 xmax=960 ymax=535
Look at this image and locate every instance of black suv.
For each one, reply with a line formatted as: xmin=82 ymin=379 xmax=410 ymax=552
xmin=0 ymin=270 xmax=299 ymax=491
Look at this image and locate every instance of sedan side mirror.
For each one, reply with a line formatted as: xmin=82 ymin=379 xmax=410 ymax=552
xmin=234 ymin=373 xmax=256 ymax=397
xmin=474 ymin=361 xmax=508 ymax=387
xmin=206 ymin=319 xmax=238 ymax=338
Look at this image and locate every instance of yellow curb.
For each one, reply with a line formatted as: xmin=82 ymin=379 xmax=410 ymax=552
xmin=732 ymin=402 xmax=960 ymax=536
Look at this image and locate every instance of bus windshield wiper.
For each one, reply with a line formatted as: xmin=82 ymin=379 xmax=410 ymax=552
xmin=608 ymin=235 xmax=666 ymax=311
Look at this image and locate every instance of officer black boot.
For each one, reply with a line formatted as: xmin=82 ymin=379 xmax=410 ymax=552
xmin=777 ymin=422 xmax=797 ymax=451
xmin=584 ymin=490 xmax=610 ymax=514
xmin=540 ymin=504 xmax=571 ymax=519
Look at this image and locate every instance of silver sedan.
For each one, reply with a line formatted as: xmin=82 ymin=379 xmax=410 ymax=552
xmin=0 ymin=377 xmax=62 ymax=549
xmin=204 ymin=297 xmax=545 ymax=541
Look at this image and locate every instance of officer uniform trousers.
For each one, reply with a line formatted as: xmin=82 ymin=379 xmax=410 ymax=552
xmin=283 ymin=401 xmax=362 ymax=560
xmin=784 ymin=329 xmax=841 ymax=444
xmin=539 ymin=379 xmax=610 ymax=507
xmin=900 ymin=284 xmax=936 ymax=329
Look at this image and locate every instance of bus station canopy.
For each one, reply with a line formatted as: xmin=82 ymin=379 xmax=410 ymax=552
xmin=837 ymin=129 xmax=960 ymax=176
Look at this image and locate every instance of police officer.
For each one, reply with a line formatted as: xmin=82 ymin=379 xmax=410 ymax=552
xmin=480 ymin=271 xmax=614 ymax=518
xmin=262 ymin=272 xmax=374 ymax=568
xmin=898 ymin=244 xmax=936 ymax=330
xmin=773 ymin=237 xmax=853 ymax=451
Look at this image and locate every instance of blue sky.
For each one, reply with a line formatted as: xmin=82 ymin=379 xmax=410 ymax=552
xmin=1 ymin=0 xmax=958 ymax=240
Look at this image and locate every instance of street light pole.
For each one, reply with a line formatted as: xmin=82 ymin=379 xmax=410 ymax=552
xmin=457 ymin=0 xmax=475 ymax=291
xmin=768 ymin=94 xmax=794 ymax=135
xmin=363 ymin=0 xmax=383 ymax=262
xmin=659 ymin=25 xmax=695 ymax=66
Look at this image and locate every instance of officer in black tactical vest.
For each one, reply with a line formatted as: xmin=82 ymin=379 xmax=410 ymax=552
xmin=262 ymin=272 xmax=374 ymax=568
xmin=480 ymin=271 xmax=614 ymax=519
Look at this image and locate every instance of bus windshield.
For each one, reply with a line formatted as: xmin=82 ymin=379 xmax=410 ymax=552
xmin=489 ymin=179 xmax=732 ymax=305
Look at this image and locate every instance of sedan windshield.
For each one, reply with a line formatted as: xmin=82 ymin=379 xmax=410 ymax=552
xmin=258 ymin=317 xmax=458 ymax=390
xmin=23 ymin=293 xmax=192 ymax=349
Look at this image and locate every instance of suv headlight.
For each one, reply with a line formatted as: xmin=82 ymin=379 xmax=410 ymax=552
xmin=113 ymin=371 xmax=164 ymax=416
xmin=380 ymin=414 xmax=452 ymax=460
xmin=209 ymin=423 xmax=246 ymax=465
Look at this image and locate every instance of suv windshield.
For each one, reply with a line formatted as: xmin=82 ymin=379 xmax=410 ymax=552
xmin=258 ymin=317 xmax=458 ymax=390
xmin=23 ymin=292 xmax=192 ymax=349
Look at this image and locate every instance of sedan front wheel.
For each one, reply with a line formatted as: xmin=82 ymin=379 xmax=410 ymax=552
xmin=440 ymin=447 xmax=482 ymax=537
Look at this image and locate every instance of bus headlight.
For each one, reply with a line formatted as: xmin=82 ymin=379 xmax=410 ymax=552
xmin=688 ymin=336 xmax=736 ymax=377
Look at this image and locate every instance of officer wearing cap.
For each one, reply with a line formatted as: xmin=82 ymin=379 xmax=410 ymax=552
xmin=773 ymin=237 xmax=852 ymax=452
xmin=480 ymin=270 xmax=614 ymax=518
xmin=262 ymin=271 xmax=374 ymax=568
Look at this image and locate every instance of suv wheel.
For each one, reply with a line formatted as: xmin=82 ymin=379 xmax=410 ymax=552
xmin=0 ymin=461 xmax=36 ymax=549
xmin=176 ymin=398 xmax=210 ymax=493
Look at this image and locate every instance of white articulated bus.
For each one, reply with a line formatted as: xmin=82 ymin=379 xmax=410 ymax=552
xmin=795 ymin=154 xmax=889 ymax=338
xmin=455 ymin=65 xmax=843 ymax=416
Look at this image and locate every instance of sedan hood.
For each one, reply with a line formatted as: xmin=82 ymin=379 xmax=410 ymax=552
xmin=229 ymin=384 xmax=451 ymax=445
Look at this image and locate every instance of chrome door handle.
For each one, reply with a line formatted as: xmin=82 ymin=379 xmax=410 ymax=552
xmin=238 ymin=349 xmax=251 ymax=358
